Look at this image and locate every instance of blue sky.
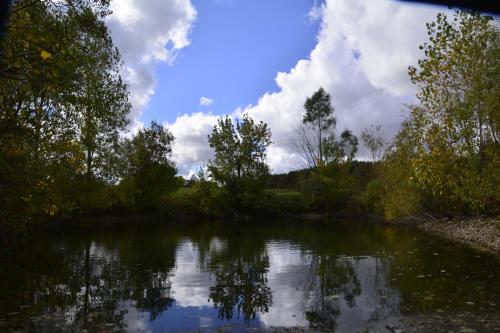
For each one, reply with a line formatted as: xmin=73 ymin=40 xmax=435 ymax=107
xmin=143 ymin=0 xmax=321 ymax=124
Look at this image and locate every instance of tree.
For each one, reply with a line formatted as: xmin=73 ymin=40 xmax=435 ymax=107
xmin=0 ymin=0 xmax=127 ymax=225
xmin=378 ymin=11 xmax=500 ymax=218
xmin=407 ymin=11 xmax=499 ymax=214
xmin=300 ymin=87 xmax=336 ymax=168
xmin=207 ymin=114 xmax=272 ymax=195
xmin=408 ymin=11 xmax=499 ymax=153
xmin=298 ymin=88 xmax=358 ymax=168
xmin=121 ymin=121 xmax=178 ymax=211
xmin=361 ymin=125 xmax=385 ymax=162
xmin=76 ymin=14 xmax=131 ymax=183
xmin=339 ymin=129 xmax=359 ymax=162
xmin=376 ymin=118 xmax=423 ymax=220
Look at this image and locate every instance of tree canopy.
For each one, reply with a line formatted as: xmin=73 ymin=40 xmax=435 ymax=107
xmin=298 ymin=88 xmax=358 ymax=168
xmin=300 ymin=87 xmax=336 ymax=167
xmin=120 ymin=121 xmax=179 ymax=211
xmin=0 ymin=0 xmax=131 ymax=225
xmin=208 ymin=115 xmax=272 ymax=188
xmin=379 ymin=10 xmax=500 ymax=219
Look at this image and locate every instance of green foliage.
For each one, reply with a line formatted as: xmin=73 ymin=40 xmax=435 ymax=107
xmin=0 ymin=0 xmax=129 ymax=231
xmin=374 ymin=120 xmax=423 ymax=220
xmin=170 ymin=179 xmax=310 ymax=218
xmin=265 ymin=168 xmax=313 ymax=189
xmin=338 ymin=129 xmax=359 ymax=162
xmin=240 ymin=190 xmax=310 ymax=216
xmin=358 ymin=178 xmax=383 ymax=213
xmin=370 ymin=11 xmax=500 ymax=220
xmin=120 ymin=121 xmax=179 ymax=212
xmin=303 ymin=87 xmax=336 ymax=131
xmin=77 ymin=24 xmax=130 ymax=183
xmin=207 ymin=114 xmax=272 ymax=212
xmin=265 ymin=161 xmax=377 ymax=216
xmin=297 ymin=172 xmax=337 ymax=212
xmin=168 ymin=167 xmax=231 ymax=218
xmin=298 ymin=88 xmax=358 ymax=168
xmin=299 ymin=87 xmax=336 ymax=168
xmin=1 ymin=3 xmax=498 ymax=230
xmin=188 ymin=180 xmax=230 ymax=217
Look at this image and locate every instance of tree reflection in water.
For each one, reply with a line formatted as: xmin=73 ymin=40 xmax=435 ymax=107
xmin=301 ymin=255 xmax=401 ymax=331
xmin=18 ymin=238 xmax=129 ymax=332
xmin=197 ymin=231 xmax=272 ymax=322
xmin=304 ymin=256 xmax=361 ymax=330
xmin=0 ymin=228 xmax=179 ymax=332
xmin=208 ymin=253 xmax=272 ymax=321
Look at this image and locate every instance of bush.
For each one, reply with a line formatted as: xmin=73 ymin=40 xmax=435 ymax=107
xmin=249 ymin=190 xmax=311 ymax=215
xmin=165 ymin=182 xmax=231 ymax=218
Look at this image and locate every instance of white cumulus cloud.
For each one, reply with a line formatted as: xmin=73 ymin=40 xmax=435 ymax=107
xmin=166 ymin=112 xmax=222 ymax=176
xmin=106 ymin=0 xmax=197 ymax=128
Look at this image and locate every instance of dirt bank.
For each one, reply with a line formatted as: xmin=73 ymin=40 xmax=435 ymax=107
xmin=405 ymin=217 xmax=500 ymax=254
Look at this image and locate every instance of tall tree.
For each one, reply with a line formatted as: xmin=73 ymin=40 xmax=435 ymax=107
xmin=298 ymin=88 xmax=358 ymax=168
xmin=121 ymin=121 xmax=178 ymax=211
xmin=408 ymin=11 xmax=499 ymax=154
xmin=361 ymin=125 xmax=385 ymax=162
xmin=380 ymin=11 xmax=500 ymax=218
xmin=408 ymin=11 xmax=499 ymax=214
xmin=76 ymin=17 xmax=130 ymax=183
xmin=207 ymin=114 xmax=272 ymax=194
xmin=0 ymin=0 xmax=127 ymax=224
xmin=302 ymin=87 xmax=336 ymax=167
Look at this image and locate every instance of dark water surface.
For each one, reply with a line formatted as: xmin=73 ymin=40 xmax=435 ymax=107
xmin=0 ymin=219 xmax=499 ymax=332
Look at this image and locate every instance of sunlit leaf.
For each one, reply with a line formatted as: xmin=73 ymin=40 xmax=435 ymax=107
xmin=40 ymin=50 xmax=52 ymax=60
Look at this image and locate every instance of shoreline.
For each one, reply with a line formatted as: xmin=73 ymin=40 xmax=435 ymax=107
xmin=399 ymin=217 xmax=500 ymax=255
xmin=3 ymin=211 xmax=499 ymax=256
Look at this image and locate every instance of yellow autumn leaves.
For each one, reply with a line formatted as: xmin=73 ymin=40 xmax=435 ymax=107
xmin=40 ymin=50 xmax=52 ymax=60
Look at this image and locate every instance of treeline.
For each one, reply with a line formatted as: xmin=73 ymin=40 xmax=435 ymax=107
xmin=0 ymin=3 xmax=499 ymax=236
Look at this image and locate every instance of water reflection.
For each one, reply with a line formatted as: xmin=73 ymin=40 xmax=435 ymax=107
xmin=0 ymin=220 xmax=499 ymax=332
xmin=260 ymin=245 xmax=401 ymax=332
xmin=203 ymin=233 xmax=272 ymax=322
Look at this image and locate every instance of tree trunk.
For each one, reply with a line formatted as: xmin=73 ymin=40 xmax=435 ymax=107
xmin=318 ymin=115 xmax=322 ymax=168
xmin=86 ymin=149 xmax=93 ymax=185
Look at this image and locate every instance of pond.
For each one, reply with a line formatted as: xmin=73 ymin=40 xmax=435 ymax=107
xmin=0 ymin=219 xmax=499 ymax=332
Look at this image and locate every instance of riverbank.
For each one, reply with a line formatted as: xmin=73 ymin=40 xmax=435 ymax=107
xmin=401 ymin=217 xmax=500 ymax=254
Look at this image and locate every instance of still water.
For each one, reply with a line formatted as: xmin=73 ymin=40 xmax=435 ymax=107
xmin=0 ymin=219 xmax=499 ymax=332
